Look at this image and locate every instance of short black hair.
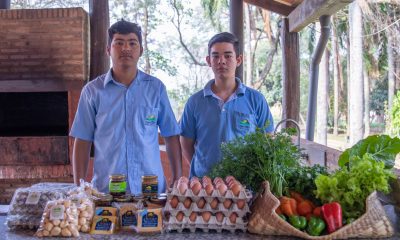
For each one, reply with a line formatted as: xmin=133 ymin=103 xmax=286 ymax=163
xmin=108 ymin=19 xmax=142 ymax=47
xmin=208 ymin=32 xmax=240 ymax=56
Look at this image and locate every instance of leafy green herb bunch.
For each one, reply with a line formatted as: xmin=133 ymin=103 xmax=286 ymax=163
xmin=210 ymin=128 xmax=302 ymax=197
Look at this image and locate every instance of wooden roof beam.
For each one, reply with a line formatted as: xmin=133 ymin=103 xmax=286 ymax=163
xmin=244 ymin=0 xmax=296 ymax=16
xmin=288 ymin=0 xmax=353 ymax=32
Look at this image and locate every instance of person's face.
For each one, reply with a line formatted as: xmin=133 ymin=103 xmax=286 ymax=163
xmin=107 ymin=33 xmax=143 ymax=70
xmin=206 ymin=42 xmax=242 ymax=80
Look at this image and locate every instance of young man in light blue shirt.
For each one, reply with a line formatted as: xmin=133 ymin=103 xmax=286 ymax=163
xmin=180 ymin=32 xmax=274 ymax=178
xmin=70 ymin=20 xmax=182 ymax=194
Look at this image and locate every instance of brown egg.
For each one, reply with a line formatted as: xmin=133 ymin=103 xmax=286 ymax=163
xmin=228 ymin=180 xmax=239 ymax=189
xmin=225 ymin=175 xmax=236 ymax=184
xmin=229 ymin=212 xmax=238 ymax=224
xmin=236 ymin=199 xmax=245 ymax=209
xmin=202 ymin=176 xmax=212 ymax=186
xmin=213 ymin=177 xmax=224 ymax=186
xmin=190 ymin=176 xmax=199 ymax=183
xmin=183 ymin=197 xmax=192 ymax=209
xmin=201 ymin=211 xmax=212 ymax=223
xmin=190 ymin=178 xmax=200 ymax=188
xmin=178 ymin=176 xmax=189 ymax=184
xmin=190 ymin=181 xmax=202 ymax=196
xmin=215 ymin=212 xmax=224 ymax=223
xmin=196 ymin=198 xmax=206 ymax=209
xmin=176 ymin=211 xmax=184 ymax=222
xmin=177 ymin=182 xmax=188 ymax=195
xmin=223 ymin=199 xmax=232 ymax=209
xmin=210 ymin=198 xmax=219 ymax=209
xmin=217 ymin=183 xmax=228 ymax=196
xmin=189 ymin=212 xmax=197 ymax=222
xmin=205 ymin=184 xmax=214 ymax=196
xmin=170 ymin=196 xmax=179 ymax=208
xmin=230 ymin=183 xmax=242 ymax=197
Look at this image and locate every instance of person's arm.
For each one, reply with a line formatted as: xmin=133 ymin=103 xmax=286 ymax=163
xmin=72 ymin=138 xmax=92 ymax=185
xmin=164 ymin=135 xmax=182 ymax=185
xmin=180 ymin=136 xmax=195 ymax=168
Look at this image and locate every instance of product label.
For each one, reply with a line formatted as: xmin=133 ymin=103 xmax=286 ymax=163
xmin=109 ymin=181 xmax=127 ymax=193
xmin=94 ymin=217 xmax=113 ymax=231
xmin=141 ymin=210 xmax=159 ymax=228
xmin=25 ymin=192 xmax=41 ymax=205
xmin=50 ymin=205 xmax=65 ymax=220
xmin=95 ymin=207 xmax=117 ymax=216
xmin=70 ymin=197 xmax=81 ymax=207
xmin=142 ymin=184 xmax=158 ymax=194
xmin=121 ymin=210 xmax=137 ymax=226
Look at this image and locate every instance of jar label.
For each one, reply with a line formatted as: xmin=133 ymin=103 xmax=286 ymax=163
xmin=109 ymin=181 xmax=127 ymax=193
xmin=142 ymin=183 xmax=158 ymax=194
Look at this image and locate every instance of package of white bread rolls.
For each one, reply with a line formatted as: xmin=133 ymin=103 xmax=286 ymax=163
xmin=35 ymin=199 xmax=79 ymax=237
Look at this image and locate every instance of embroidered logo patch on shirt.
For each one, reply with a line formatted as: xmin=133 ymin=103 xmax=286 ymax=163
xmin=145 ymin=115 xmax=157 ymax=124
xmin=239 ymin=119 xmax=250 ymax=127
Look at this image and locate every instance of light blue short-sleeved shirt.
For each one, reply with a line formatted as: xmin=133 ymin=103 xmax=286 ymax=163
xmin=180 ymin=79 xmax=274 ymax=178
xmin=70 ymin=69 xmax=180 ymax=194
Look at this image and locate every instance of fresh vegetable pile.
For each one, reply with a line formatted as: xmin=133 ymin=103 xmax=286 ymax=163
xmin=315 ymin=135 xmax=399 ymax=220
xmin=212 ymin=130 xmax=400 ymax=237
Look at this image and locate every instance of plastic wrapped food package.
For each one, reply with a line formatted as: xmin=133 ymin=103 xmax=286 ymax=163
xmin=35 ymin=199 xmax=79 ymax=237
xmin=6 ymin=187 xmax=66 ymax=230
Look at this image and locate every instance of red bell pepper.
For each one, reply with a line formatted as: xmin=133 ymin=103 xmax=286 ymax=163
xmin=321 ymin=202 xmax=343 ymax=233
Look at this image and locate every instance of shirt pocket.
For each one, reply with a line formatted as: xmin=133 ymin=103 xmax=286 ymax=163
xmin=234 ymin=111 xmax=256 ymax=134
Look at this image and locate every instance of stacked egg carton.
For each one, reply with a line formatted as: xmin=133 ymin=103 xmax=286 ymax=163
xmin=164 ymin=176 xmax=252 ymax=233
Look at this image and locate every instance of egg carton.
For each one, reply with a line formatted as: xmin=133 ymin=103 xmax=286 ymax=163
xmin=164 ymin=215 xmax=247 ymax=233
xmin=164 ymin=201 xmax=250 ymax=218
xmin=167 ymin=186 xmax=252 ymax=203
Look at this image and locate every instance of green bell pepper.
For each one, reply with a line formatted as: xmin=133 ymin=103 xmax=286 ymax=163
xmin=289 ymin=215 xmax=307 ymax=230
xmin=278 ymin=214 xmax=287 ymax=221
xmin=306 ymin=217 xmax=326 ymax=236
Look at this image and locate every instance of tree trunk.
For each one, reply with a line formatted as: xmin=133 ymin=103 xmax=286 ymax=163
xmin=364 ymin=67 xmax=370 ymax=137
xmin=316 ymin=48 xmax=329 ymax=145
xmin=143 ymin=3 xmax=151 ymax=74
xmin=349 ymin=1 xmax=364 ymax=145
xmin=332 ymin=16 xmax=340 ymax=136
xmin=387 ymin=33 xmax=395 ymax=111
xmin=244 ymin=3 xmax=252 ymax=86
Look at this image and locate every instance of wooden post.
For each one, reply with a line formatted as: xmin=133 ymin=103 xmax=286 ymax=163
xmin=89 ymin=0 xmax=110 ymax=80
xmin=281 ymin=18 xmax=300 ymax=128
xmin=0 ymin=0 xmax=10 ymax=9
xmin=230 ymin=0 xmax=243 ymax=81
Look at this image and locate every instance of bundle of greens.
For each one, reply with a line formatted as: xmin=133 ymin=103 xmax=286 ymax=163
xmin=209 ymin=128 xmax=301 ymax=197
xmin=286 ymin=164 xmax=328 ymax=204
xmin=315 ymin=135 xmax=400 ymax=219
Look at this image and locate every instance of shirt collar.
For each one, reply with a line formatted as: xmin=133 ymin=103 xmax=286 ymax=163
xmin=203 ymin=77 xmax=246 ymax=97
xmin=103 ymin=69 xmax=145 ymax=87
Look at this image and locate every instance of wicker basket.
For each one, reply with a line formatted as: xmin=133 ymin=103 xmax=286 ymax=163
xmin=248 ymin=181 xmax=394 ymax=239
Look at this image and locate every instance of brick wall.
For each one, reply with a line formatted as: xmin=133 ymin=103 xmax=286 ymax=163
xmin=0 ymin=8 xmax=89 ymax=81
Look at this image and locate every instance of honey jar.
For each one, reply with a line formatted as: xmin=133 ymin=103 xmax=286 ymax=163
xmin=109 ymin=174 xmax=127 ymax=197
xmin=141 ymin=175 xmax=158 ymax=198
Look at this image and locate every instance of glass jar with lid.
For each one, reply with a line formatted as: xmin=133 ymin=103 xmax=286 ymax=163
xmin=141 ymin=175 xmax=158 ymax=198
xmin=109 ymin=174 xmax=127 ymax=197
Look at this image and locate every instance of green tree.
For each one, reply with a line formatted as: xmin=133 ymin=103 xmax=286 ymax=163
xmin=389 ymin=90 xmax=400 ymax=136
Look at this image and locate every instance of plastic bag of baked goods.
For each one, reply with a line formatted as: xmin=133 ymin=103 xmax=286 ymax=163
xmin=68 ymin=193 xmax=95 ymax=232
xmin=35 ymin=199 xmax=79 ymax=237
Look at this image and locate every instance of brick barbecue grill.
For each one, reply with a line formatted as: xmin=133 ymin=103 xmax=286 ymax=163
xmin=0 ymin=8 xmax=89 ymax=203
